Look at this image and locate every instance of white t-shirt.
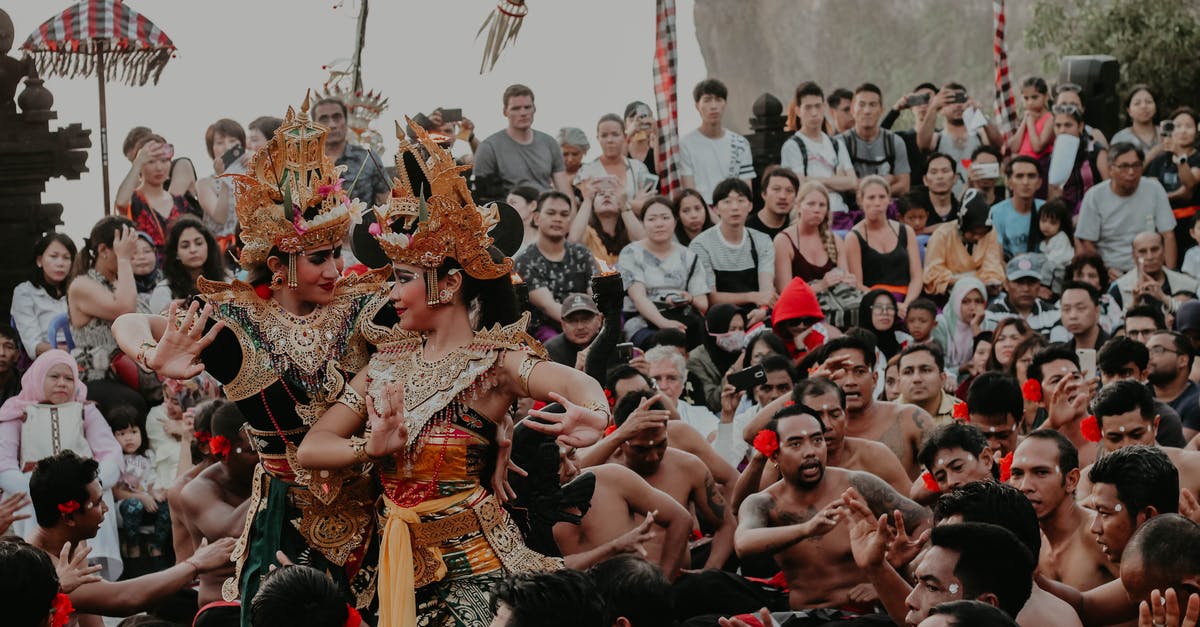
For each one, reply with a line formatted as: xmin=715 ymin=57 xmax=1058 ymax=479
xmin=679 ymin=128 xmax=756 ymax=203
xmin=780 ymin=131 xmax=853 ymax=214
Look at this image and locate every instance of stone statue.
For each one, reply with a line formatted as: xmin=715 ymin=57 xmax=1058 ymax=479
xmin=0 ymin=9 xmax=35 ymax=113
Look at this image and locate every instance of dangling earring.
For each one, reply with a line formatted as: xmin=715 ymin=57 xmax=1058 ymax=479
xmin=439 ymin=288 xmax=454 ymax=304
xmin=270 ymin=271 xmax=285 ymax=291
xmin=287 ymin=253 xmax=299 ymax=289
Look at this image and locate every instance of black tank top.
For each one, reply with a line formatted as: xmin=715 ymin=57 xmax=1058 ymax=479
xmin=853 ymin=222 xmax=910 ymax=289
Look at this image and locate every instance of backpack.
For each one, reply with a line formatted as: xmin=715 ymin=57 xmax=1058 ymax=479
xmin=788 ymin=132 xmax=845 ymax=176
xmin=842 ymin=128 xmax=897 ymax=175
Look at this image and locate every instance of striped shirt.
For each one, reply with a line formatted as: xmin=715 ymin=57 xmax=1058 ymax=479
xmin=688 ymin=226 xmax=775 ymax=292
xmin=982 ymin=296 xmax=1069 ymax=342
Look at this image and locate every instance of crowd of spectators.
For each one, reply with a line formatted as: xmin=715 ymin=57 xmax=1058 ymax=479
xmin=6 ymin=74 xmax=1200 ymax=627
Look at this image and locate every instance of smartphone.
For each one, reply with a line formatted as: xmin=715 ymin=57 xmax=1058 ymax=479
xmin=949 ymin=92 xmax=968 ymax=104
xmin=971 ymin=162 xmax=1000 ymax=179
xmin=728 ymin=364 xmax=767 ymax=392
xmin=412 ymin=112 xmax=435 ymax=130
xmin=615 ymin=342 xmax=634 ymax=362
xmin=906 ymin=93 xmax=931 ymax=107
xmin=1076 ymin=348 xmax=1097 ymax=380
xmin=440 ymin=108 xmax=463 ymax=123
xmin=221 ymin=143 xmax=245 ymax=169
xmin=1160 ymin=120 xmax=1176 ymax=137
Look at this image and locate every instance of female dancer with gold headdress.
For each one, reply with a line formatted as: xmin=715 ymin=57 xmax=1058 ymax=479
xmin=112 ymin=96 xmax=391 ymax=624
xmin=298 ymin=122 xmax=608 ymax=627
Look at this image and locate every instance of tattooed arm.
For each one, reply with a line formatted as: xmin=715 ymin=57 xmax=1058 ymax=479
xmin=848 ymin=470 xmax=931 ymax=535
xmin=906 ymin=407 xmax=934 ymax=468
xmin=733 ymin=491 xmax=843 ymax=558
xmin=691 ymin=463 xmax=734 ymax=569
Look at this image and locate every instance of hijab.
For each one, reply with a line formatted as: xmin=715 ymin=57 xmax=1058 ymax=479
xmin=0 ymin=350 xmax=87 ymax=424
xmin=703 ymin=304 xmax=745 ymax=375
xmin=858 ymin=289 xmax=903 ymax=360
xmin=507 ymin=409 xmax=596 ymax=558
xmin=941 ymin=277 xmax=987 ymax=370
xmin=957 ymin=188 xmax=992 ymax=255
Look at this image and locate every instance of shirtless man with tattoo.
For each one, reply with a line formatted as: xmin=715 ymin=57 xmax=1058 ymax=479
xmin=1008 ymin=431 xmax=1115 ymax=592
xmin=735 ymin=405 xmax=930 ymax=610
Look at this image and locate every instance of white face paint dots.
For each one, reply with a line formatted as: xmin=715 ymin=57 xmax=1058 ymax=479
xmin=1114 ymin=503 xmax=1124 ymax=512
xmin=948 ymin=583 xmax=960 ymax=594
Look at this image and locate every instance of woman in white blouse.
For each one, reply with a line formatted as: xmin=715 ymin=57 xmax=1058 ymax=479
xmin=12 ymin=233 xmax=76 ymax=356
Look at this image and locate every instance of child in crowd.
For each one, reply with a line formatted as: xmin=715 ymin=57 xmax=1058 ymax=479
xmin=1037 ymin=199 xmax=1074 ymax=294
xmin=109 ymin=406 xmax=172 ymax=568
xmin=1011 ymin=76 xmax=1054 ymax=160
xmin=899 ymin=196 xmax=930 ymax=235
xmin=1183 ymin=218 xmax=1200 ymax=280
xmin=905 ymin=298 xmax=940 ymax=349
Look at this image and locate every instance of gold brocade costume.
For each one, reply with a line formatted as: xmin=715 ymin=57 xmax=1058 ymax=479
xmin=365 ymin=313 xmax=562 ymax=627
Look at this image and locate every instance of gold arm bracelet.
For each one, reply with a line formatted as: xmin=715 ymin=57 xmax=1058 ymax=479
xmin=582 ymin=399 xmax=613 ymax=422
xmin=336 ymin=386 xmax=367 ymax=417
xmin=518 ymin=355 xmax=543 ymax=397
xmin=348 ymin=436 xmax=371 ymax=464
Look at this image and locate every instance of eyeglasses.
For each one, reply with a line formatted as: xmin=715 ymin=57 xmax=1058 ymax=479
xmin=1112 ymin=161 xmax=1144 ymax=171
xmin=1052 ymin=104 xmax=1081 ymax=116
xmin=1149 ymin=346 xmax=1181 ymax=356
xmin=871 ymin=305 xmax=897 ymax=314
xmin=1125 ymin=328 xmax=1156 ymax=338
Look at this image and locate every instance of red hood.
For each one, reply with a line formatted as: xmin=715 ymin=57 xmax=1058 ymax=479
xmin=772 ymin=278 xmax=823 ymax=327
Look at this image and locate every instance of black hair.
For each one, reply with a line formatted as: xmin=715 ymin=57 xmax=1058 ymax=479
xmin=746 ymin=331 xmax=789 ymax=363
xmin=0 ymin=324 xmax=18 ymax=347
xmin=692 ymin=78 xmax=728 ymax=103
xmin=827 ymin=88 xmax=854 ymax=108
xmin=932 ymin=481 xmax=1042 ymax=556
xmin=672 ymin=189 xmax=715 ymax=244
xmin=858 ymin=289 xmax=903 ymax=358
xmin=1092 ymin=379 xmax=1156 ymax=426
xmin=1124 ymin=514 xmax=1200 ymax=593
xmin=312 ymin=97 xmax=348 ymax=120
xmin=853 ymin=82 xmax=883 ymax=99
xmin=491 ymin=570 xmax=606 ymax=627
xmin=1022 ymin=429 xmax=1080 ymax=473
xmin=897 ymin=194 xmax=928 ymax=217
xmin=795 ymin=81 xmax=824 ymax=103
xmin=919 ymin=422 xmax=989 ymax=471
xmin=970 ymin=144 xmax=1002 ymax=163
xmin=914 ymin=82 xmax=938 ymax=93
xmin=899 ymin=343 xmax=945 ymax=372
xmin=29 ymin=450 xmax=99 ymax=528
xmin=1108 ymin=141 xmax=1144 ymax=164
xmin=1087 ymin=445 xmax=1179 ymax=520
xmin=943 ymin=81 xmax=967 ymax=93
xmin=613 ymin=389 xmax=664 ymax=427
xmin=929 ymin=600 xmax=1020 ymax=627
xmin=1097 ymin=336 xmax=1150 ymax=374
xmin=1005 ymin=155 xmax=1042 ymax=178
xmin=76 ymin=215 xmax=136 ymax=275
xmin=822 ymin=334 xmax=877 ymax=369
xmin=761 ymin=166 xmax=800 ymax=193
xmin=1152 ymin=330 xmax=1195 ymax=370
xmin=711 ymin=177 xmax=752 ymax=205
xmin=106 ymin=405 xmax=149 ymax=456
xmin=759 ymin=353 xmax=798 ymax=382
xmin=1022 ymin=76 xmax=1049 ymax=95
xmin=605 ymin=365 xmax=651 ymax=395
xmin=929 ymin=523 xmax=1035 ymax=619
xmin=0 ymin=537 xmax=60 ymax=627
xmin=588 ymin=556 xmax=673 ymax=627
xmin=1124 ymin=304 xmax=1166 ymax=331
xmin=29 ymin=232 xmax=77 ymax=299
xmin=249 ymin=565 xmax=349 ymax=627
xmin=908 ymin=296 xmax=938 ymax=317
xmin=966 ymin=372 xmax=1022 ymax=424
xmin=623 ymin=101 xmax=652 ymax=120
xmin=443 ymin=248 xmax=519 ymax=329
xmin=1038 ymin=198 xmax=1075 ymax=240
xmin=1061 ymin=280 xmax=1100 ymax=306
xmin=1123 ymin=84 xmax=1156 ymax=111
xmin=189 ymin=398 xmax=228 ymax=462
xmin=509 ymin=185 xmax=541 ymax=205
xmin=535 ymin=190 xmax=572 ymax=213
xmin=765 ymin=403 xmax=827 ymax=438
xmin=649 ymin=328 xmax=688 ymax=351
xmin=985 ymin=318 xmax=1033 ymax=373
xmin=1066 ymin=253 xmax=1113 ymax=292
xmin=248 ymin=116 xmax=283 ymax=141
xmin=211 ymin=401 xmax=248 ymax=442
xmin=1008 ymin=334 xmax=1048 ymax=380
xmin=793 ymin=376 xmax=846 ymax=408
xmin=1027 ymin=343 xmax=1079 ymax=385
xmin=924 ymin=151 xmax=957 ymax=173
xmin=162 ymin=216 xmax=225 ymax=300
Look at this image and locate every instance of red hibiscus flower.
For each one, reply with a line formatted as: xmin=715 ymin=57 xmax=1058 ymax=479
xmin=999 ymin=451 xmax=1014 ymax=483
xmin=344 ymin=605 xmax=362 ymax=627
xmin=603 ymin=388 xmax=616 ymax=409
xmin=51 ymin=593 xmax=74 ymax=627
xmin=209 ymin=435 xmax=232 ymax=460
xmin=56 ymin=500 xmax=80 ymax=516
xmin=603 ymin=424 xmax=618 ymax=437
xmin=1081 ymin=415 xmax=1102 ymax=443
xmin=921 ymin=471 xmax=941 ymax=493
xmin=952 ymin=402 xmax=968 ymax=421
xmin=752 ymin=430 xmax=779 ymax=458
xmin=1021 ymin=379 xmax=1043 ymax=402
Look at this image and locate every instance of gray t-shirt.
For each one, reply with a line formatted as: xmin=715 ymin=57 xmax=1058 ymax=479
xmin=473 ymin=129 xmax=565 ymax=195
xmin=839 ymin=128 xmax=911 ymax=178
xmin=1075 ymin=178 xmax=1176 ymax=272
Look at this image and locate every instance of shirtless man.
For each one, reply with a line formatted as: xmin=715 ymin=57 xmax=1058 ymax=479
xmin=734 ymin=377 xmax=909 ymax=511
xmin=819 ymin=336 xmax=933 ymax=479
xmin=587 ymin=390 xmax=735 ymax=570
xmin=1076 ymin=380 xmax=1200 ymax=499
xmin=736 ymin=405 xmax=929 ymax=610
xmin=25 ymin=451 xmax=235 ymax=627
xmin=917 ymin=422 xmax=995 ymax=494
xmin=175 ymin=402 xmax=256 ymax=605
xmin=1008 ymin=430 xmax=1115 ymax=591
xmin=1028 ymin=344 xmax=1099 ymax=468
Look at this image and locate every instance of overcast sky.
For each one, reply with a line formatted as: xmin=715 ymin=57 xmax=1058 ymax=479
xmin=7 ymin=1 xmax=706 ymax=241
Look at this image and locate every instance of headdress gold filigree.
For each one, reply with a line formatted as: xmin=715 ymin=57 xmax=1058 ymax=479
xmin=370 ymin=118 xmax=512 ymax=303
xmin=231 ymin=92 xmax=363 ymax=276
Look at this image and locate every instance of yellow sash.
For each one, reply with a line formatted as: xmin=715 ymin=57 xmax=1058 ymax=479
xmin=377 ymin=488 xmax=477 ymax=627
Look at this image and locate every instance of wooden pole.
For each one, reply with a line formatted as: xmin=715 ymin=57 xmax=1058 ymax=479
xmin=96 ymin=40 xmax=111 ymax=215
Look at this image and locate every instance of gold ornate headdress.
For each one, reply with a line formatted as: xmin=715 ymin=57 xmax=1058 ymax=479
xmin=370 ymin=118 xmax=512 ymax=304
xmin=231 ymin=92 xmax=363 ymax=285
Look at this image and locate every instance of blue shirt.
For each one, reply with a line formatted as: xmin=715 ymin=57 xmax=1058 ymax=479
xmin=989 ymin=198 xmax=1044 ymax=259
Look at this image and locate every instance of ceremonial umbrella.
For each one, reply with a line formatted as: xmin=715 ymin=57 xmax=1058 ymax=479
xmin=21 ymin=0 xmax=176 ymax=215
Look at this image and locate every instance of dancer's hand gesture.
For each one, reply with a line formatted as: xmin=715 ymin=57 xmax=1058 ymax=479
xmin=147 ymin=301 xmax=224 ymax=379
xmin=526 ymin=392 xmax=606 ymax=448
xmin=56 ymin=541 xmax=102 ymax=593
xmin=365 ymin=382 xmax=408 ymax=458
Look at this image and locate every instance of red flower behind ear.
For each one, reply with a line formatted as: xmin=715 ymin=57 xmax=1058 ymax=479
xmin=50 ymin=593 xmax=74 ymax=627
xmin=1021 ymin=379 xmax=1043 ymax=402
xmin=603 ymin=388 xmax=616 ymax=409
xmin=603 ymin=424 xmax=618 ymax=437
xmin=1081 ymin=415 xmax=1102 ymax=443
xmin=752 ymin=430 xmax=779 ymax=458
xmin=254 ymin=283 xmax=273 ymax=300
xmin=57 ymin=500 xmax=80 ymax=515
xmin=344 ymin=605 xmax=362 ymax=627
xmin=209 ymin=435 xmax=232 ymax=460
xmin=952 ymin=402 xmax=968 ymax=421
xmin=999 ymin=451 xmax=1014 ymax=482
xmin=193 ymin=430 xmax=212 ymax=444
xmin=921 ymin=471 xmax=941 ymax=493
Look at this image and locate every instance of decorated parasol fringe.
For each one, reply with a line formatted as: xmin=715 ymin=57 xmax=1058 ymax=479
xmin=476 ymin=0 xmax=527 ymax=74
xmin=32 ymin=45 xmax=172 ymax=86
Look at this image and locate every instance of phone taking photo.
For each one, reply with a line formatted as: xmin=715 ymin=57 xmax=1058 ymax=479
xmin=440 ymin=108 xmax=463 ymax=123
xmin=221 ymin=143 xmax=245 ymax=169
xmin=906 ymin=93 xmax=931 ymax=108
xmin=728 ymin=364 xmax=767 ymax=392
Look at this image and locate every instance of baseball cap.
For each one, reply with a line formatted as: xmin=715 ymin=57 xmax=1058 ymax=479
xmin=1006 ymin=253 xmax=1046 ymax=282
xmin=1176 ymin=300 xmax=1200 ymax=333
xmin=561 ymin=293 xmax=600 ymax=318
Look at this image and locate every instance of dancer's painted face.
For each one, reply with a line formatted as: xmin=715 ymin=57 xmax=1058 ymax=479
xmin=274 ymin=246 xmax=342 ymax=307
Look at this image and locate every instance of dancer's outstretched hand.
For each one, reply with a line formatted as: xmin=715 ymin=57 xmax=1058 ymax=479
xmin=365 ymin=382 xmax=408 ymax=458
xmin=525 ymin=392 xmax=605 ymax=448
xmin=147 ymin=301 xmax=224 ymax=379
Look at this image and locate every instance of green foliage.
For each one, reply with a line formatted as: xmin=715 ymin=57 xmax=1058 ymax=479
xmin=1025 ymin=0 xmax=1200 ymax=113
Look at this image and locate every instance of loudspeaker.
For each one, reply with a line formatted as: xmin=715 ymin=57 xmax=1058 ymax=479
xmin=1059 ymin=55 xmax=1121 ymax=140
